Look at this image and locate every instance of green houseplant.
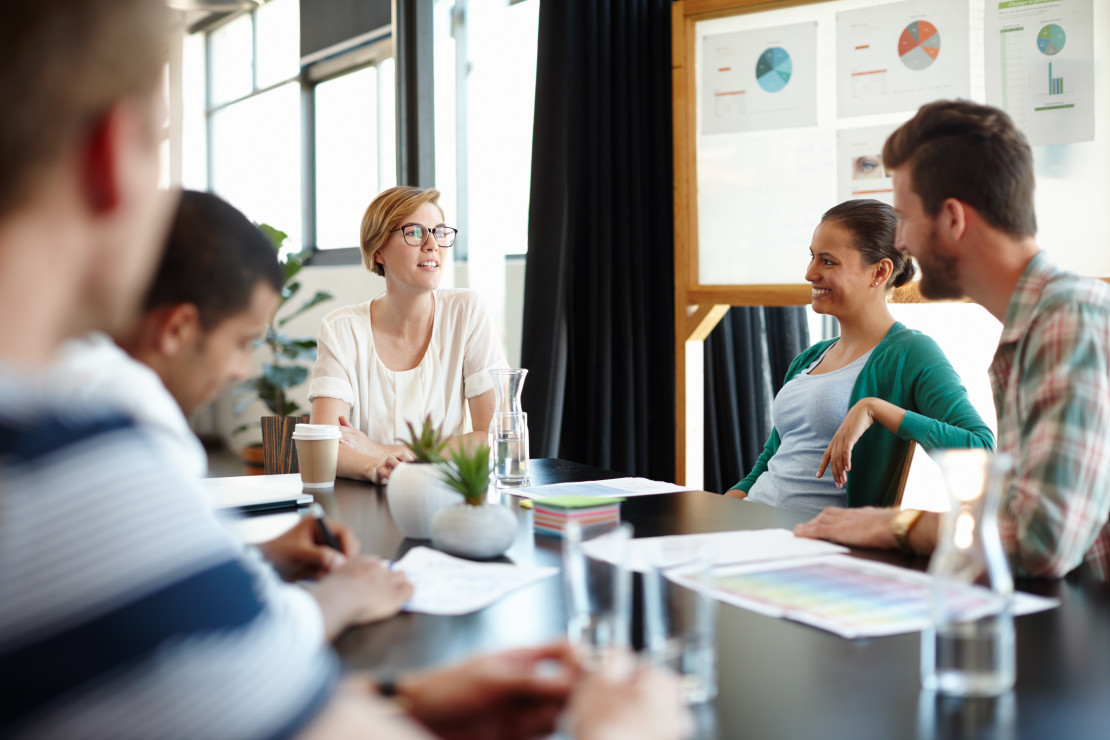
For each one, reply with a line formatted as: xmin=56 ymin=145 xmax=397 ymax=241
xmin=431 ymin=442 xmax=517 ymax=559
xmin=234 ymin=224 xmax=333 ymax=471
xmin=386 ymin=416 xmax=464 ymax=539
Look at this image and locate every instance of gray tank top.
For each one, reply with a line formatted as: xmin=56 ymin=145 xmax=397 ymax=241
xmin=746 ymin=346 xmax=872 ymax=514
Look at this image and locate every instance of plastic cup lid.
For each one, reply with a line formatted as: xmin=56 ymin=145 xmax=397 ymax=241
xmin=292 ymin=423 xmax=341 ymax=440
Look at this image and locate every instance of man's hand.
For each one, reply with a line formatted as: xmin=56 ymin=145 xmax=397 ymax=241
xmin=397 ymin=643 xmax=578 ymax=740
xmin=568 ymin=657 xmax=693 ymax=740
xmin=724 ymin=489 xmax=747 ymax=500
xmin=257 ymin=515 xmax=360 ymax=582
xmin=308 ymin=557 xmax=413 ymax=641
xmin=794 ymin=506 xmax=900 ymax=550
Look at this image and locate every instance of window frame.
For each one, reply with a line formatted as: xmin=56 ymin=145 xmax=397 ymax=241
xmin=202 ymin=6 xmax=395 ymax=266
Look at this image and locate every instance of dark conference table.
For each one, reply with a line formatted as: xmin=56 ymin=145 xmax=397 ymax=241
xmin=278 ymin=459 xmax=1110 ymax=739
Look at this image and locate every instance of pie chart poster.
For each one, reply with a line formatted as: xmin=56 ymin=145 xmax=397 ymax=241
xmin=836 ymin=0 xmax=969 ymax=118
xmin=701 ymin=21 xmax=817 ymax=135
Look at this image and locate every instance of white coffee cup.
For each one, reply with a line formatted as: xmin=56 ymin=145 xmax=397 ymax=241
xmin=291 ymin=423 xmax=341 ymax=490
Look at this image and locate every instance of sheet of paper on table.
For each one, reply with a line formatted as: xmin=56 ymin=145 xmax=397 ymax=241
xmin=687 ymin=555 xmax=1060 ymax=639
xmin=507 ymin=477 xmax=695 ymax=499
xmin=581 ymin=528 xmax=850 ymax=573
xmin=393 ymin=546 xmax=559 ymax=616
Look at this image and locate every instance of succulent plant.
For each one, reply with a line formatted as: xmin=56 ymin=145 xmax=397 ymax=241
xmin=440 ymin=443 xmax=493 ymax=506
xmin=402 ymin=414 xmax=449 ymax=463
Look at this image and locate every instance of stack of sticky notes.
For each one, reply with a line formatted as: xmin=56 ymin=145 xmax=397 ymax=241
xmin=532 ymin=496 xmax=623 ymax=537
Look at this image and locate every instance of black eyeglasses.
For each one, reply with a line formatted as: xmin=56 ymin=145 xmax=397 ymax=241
xmin=391 ymin=223 xmax=458 ymax=247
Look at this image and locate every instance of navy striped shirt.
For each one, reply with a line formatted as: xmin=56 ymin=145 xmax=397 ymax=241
xmin=0 ymin=373 xmax=336 ymax=739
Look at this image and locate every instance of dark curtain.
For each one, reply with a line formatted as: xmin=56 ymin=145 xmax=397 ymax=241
xmin=522 ymin=0 xmax=675 ymax=481
xmin=702 ymin=308 xmax=810 ymax=493
xmin=521 ymin=0 xmax=810 ymax=487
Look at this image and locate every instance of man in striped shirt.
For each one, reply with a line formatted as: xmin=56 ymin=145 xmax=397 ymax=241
xmin=0 ymin=2 xmax=690 ymax=738
xmin=796 ymin=100 xmax=1110 ymax=580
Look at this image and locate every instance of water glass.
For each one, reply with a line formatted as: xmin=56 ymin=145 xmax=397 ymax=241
xmin=923 ymin=450 xmax=1015 ymax=697
xmin=563 ymin=522 xmax=633 ymax=670
xmin=490 ymin=411 xmax=529 ymax=488
xmin=644 ymin=541 xmax=718 ymax=704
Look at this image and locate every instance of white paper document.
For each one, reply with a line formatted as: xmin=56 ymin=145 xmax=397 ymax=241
xmin=984 ymin=0 xmax=1094 ymax=145
xmin=200 ymin=474 xmax=312 ymax=512
xmin=701 ymin=21 xmax=818 ymax=134
xmin=508 ymin=477 xmax=694 ymax=500
xmin=393 ymin=546 xmax=558 ymax=616
xmin=582 ymin=528 xmax=849 ymax=573
xmin=698 ymin=555 xmax=1059 ymax=639
xmin=836 ymin=0 xmax=970 ymax=118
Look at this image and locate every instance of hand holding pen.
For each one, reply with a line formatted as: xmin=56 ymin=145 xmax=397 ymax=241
xmin=255 ymin=504 xmax=360 ymax=582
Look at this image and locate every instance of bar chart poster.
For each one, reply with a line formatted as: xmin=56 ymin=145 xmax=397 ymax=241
xmin=985 ymin=0 xmax=1094 ymax=145
xmin=701 ymin=22 xmax=817 ymax=134
xmin=836 ymin=0 xmax=970 ymax=118
xmin=836 ymin=124 xmax=901 ymax=205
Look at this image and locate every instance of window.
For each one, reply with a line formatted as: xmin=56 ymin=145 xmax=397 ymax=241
xmin=314 ymin=61 xmax=397 ymax=250
xmin=201 ymin=0 xmax=397 ymax=253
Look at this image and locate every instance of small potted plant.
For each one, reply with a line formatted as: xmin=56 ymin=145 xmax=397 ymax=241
xmin=386 ymin=415 xmax=464 ymax=539
xmin=430 ymin=442 xmax=517 ymax=559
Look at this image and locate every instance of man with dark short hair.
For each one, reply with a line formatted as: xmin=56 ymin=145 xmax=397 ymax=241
xmin=796 ymin=100 xmax=1110 ymax=580
xmin=51 ymin=190 xmax=285 ymax=478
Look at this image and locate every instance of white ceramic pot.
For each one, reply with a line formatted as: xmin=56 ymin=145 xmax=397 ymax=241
xmin=386 ymin=462 xmax=464 ymax=539
xmin=431 ymin=502 xmax=518 ymax=559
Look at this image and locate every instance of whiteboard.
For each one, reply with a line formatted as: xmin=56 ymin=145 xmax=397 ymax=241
xmin=689 ymin=0 xmax=1110 ymax=290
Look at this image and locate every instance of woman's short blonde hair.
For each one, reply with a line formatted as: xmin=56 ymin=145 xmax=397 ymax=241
xmin=359 ymin=186 xmax=443 ymax=277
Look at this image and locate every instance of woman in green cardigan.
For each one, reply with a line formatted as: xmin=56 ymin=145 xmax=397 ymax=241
xmin=725 ymin=200 xmax=993 ymax=513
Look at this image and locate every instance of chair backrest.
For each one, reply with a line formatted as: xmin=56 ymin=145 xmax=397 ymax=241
xmin=261 ymin=415 xmax=308 ymax=474
xmin=891 ymin=440 xmax=917 ymax=509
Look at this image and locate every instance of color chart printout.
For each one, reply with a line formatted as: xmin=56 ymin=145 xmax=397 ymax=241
xmin=985 ymin=0 xmax=1094 ymax=145
xmin=700 ymin=21 xmax=817 ymax=134
xmin=836 ymin=0 xmax=970 ymax=118
xmin=699 ymin=556 xmax=1057 ymax=639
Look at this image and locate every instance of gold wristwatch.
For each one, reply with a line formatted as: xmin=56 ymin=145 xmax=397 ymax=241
xmin=891 ymin=509 xmax=924 ymax=554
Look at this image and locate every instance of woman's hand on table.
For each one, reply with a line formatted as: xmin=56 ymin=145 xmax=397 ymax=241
xmin=724 ymin=489 xmax=748 ymax=500
xmin=257 ymin=515 xmax=360 ymax=582
xmin=394 ymin=643 xmax=578 ymax=740
xmin=338 ymin=416 xmax=414 ymax=461
xmin=309 ymin=557 xmax=413 ymax=641
xmin=569 ymin=655 xmax=693 ymax=740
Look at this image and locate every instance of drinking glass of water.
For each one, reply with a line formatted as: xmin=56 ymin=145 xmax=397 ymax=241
xmin=563 ymin=522 xmax=633 ymax=670
xmin=922 ymin=450 xmax=1015 ymax=697
xmin=644 ymin=541 xmax=718 ymax=704
xmin=490 ymin=411 xmax=529 ymax=488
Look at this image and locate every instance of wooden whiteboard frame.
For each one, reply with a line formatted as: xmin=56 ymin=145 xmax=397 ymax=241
xmin=672 ymin=0 xmax=837 ymax=487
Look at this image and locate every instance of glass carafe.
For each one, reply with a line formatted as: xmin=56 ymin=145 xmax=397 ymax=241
xmin=488 ymin=369 xmax=529 ymax=487
xmin=490 ymin=368 xmax=527 ymax=415
xmin=922 ymin=449 xmax=1015 ymax=697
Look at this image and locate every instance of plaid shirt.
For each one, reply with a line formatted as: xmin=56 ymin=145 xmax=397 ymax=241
xmin=991 ymin=252 xmax=1110 ymax=579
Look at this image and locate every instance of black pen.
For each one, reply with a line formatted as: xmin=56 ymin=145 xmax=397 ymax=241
xmin=309 ymin=503 xmax=343 ymax=552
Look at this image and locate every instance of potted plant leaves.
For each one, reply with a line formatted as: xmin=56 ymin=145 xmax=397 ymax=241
xmin=386 ymin=415 xmax=464 ymax=539
xmin=430 ymin=442 xmax=517 ymax=559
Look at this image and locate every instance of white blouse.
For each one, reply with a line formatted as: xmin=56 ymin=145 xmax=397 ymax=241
xmin=307 ymin=289 xmax=509 ymax=445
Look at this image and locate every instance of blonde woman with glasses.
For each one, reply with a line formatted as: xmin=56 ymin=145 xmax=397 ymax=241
xmin=309 ymin=186 xmax=508 ymax=483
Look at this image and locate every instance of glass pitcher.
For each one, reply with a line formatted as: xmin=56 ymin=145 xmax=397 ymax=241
xmin=488 ymin=369 xmax=529 ymax=487
xmin=922 ymin=449 xmax=1015 ymax=697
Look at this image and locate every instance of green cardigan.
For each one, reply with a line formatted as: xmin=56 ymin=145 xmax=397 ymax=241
xmin=732 ymin=322 xmax=994 ymax=507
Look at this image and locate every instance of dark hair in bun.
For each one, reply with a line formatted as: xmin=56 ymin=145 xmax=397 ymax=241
xmin=821 ymin=199 xmax=915 ymax=289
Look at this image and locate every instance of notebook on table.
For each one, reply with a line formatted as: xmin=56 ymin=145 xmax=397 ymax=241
xmin=200 ymin=474 xmax=313 ymax=512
